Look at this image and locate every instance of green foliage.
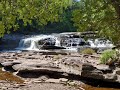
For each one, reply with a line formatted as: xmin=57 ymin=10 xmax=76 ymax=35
xmin=100 ymin=50 xmax=118 ymax=64
xmin=0 ymin=0 xmax=73 ymax=37
xmin=72 ymin=0 xmax=120 ymax=45
xmin=81 ymin=48 xmax=95 ymax=55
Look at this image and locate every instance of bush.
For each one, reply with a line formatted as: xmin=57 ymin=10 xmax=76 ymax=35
xmin=81 ymin=48 xmax=96 ymax=55
xmin=100 ymin=50 xmax=119 ymax=65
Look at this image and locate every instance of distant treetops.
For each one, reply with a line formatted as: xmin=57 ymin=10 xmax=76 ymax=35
xmin=0 ymin=0 xmax=73 ymax=37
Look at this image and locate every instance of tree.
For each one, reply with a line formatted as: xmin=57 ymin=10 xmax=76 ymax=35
xmin=72 ymin=0 xmax=120 ymax=45
xmin=0 ymin=0 xmax=73 ymax=37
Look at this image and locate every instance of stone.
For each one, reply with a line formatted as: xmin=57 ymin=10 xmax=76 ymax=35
xmin=39 ymin=75 xmax=49 ymax=81
xmin=117 ymin=75 xmax=120 ymax=83
xmin=104 ymin=74 xmax=117 ymax=81
xmin=45 ymin=79 xmax=60 ymax=83
xmin=1 ymin=87 xmax=7 ymax=90
xmin=12 ymin=63 xmax=62 ymax=73
xmin=68 ymin=81 xmax=76 ymax=86
xmin=1 ymin=61 xmax=21 ymax=67
xmin=1 ymin=51 xmax=120 ymax=83
xmin=50 ymin=89 xmax=54 ymax=90
xmin=82 ymin=64 xmax=96 ymax=71
xmin=17 ymin=84 xmax=26 ymax=87
xmin=59 ymin=78 xmax=68 ymax=82
xmin=1 ymin=62 xmax=13 ymax=67
xmin=33 ymin=81 xmax=42 ymax=83
xmin=81 ymin=70 xmax=104 ymax=80
xmin=94 ymin=64 xmax=111 ymax=71
xmin=116 ymin=71 xmax=120 ymax=75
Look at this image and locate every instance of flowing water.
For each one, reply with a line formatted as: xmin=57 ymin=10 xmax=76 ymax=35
xmin=16 ymin=34 xmax=115 ymax=53
xmin=16 ymin=35 xmax=61 ymax=51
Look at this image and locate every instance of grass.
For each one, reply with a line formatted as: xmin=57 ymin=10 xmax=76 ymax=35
xmin=81 ymin=48 xmax=96 ymax=55
xmin=100 ymin=50 xmax=118 ymax=65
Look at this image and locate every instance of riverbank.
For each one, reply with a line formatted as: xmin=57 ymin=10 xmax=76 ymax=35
xmin=0 ymin=68 xmax=120 ymax=90
xmin=0 ymin=51 xmax=120 ymax=90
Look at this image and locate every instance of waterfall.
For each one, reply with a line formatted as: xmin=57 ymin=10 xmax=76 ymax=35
xmin=87 ymin=38 xmax=115 ymax=49
xmin=16 ymin=35 xmax=60 ymax=51
xmin=16 ymin=34 xmax=114 ymax=52
xmin=16 ymin=38 xmax=39 ymax=51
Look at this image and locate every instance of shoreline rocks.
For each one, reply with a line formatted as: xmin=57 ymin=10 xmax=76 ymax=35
xmin=0 ymin=51 xmax=120 ymax=83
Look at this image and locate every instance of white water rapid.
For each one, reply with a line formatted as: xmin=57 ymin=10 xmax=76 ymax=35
xmin=16 ymin=34 xmax=115 ymax=52
xmin=16 ymin=35 xmax=61 ymax=51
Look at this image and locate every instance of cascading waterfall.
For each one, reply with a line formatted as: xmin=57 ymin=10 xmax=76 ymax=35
xmin=16 ymin=38 xmax=39 ymax=51
xmin=16 ymin=34 xmax=115 ymax=52
xmin=87 ymin=39 xmax=115 ymax=49
xmin=16 ymin=35 xmax=61 ymax=51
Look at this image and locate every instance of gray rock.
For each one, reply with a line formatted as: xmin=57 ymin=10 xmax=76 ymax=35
xmin=1 ymin=61 xmax=21 ymax=67
xmin=94 ymin=64 xmax=110 ymax=71
xmin=45 ymin=79 xmax=60 ymax=83
xmin=39 ymin=75 xmax=49 ymax=81
xmin=1 ymin=61 xmax=13 ymax=67
xmin=81 ymin=69 xmax=104 ymax=79
xmin=59 ymin=78 xmax=68 ymax=82
xmin=82 ymin=64 xmax=96 ymax=71
xmin=1 ymin=51 xmax=120 ymax=83
xmin=104 ymin=74 xmax=117 ymax=81
xmin=12 ymin=64 xmax=63 ymax=73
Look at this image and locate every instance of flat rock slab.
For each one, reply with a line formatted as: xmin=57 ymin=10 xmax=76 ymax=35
xmin=0 ymin=51 xmax=120 ymax=83
xmin=1 ymin=61 xmax=21 ymax=67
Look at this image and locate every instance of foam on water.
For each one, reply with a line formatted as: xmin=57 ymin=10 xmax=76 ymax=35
xmin=16 ymin=35 xmax=61 ymax=51
xmin=15 ymin=35 xmax=115 ymax=52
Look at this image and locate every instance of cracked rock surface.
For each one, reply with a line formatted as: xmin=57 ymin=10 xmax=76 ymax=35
xmin=0 ymin=51 xmax=120 ymax=83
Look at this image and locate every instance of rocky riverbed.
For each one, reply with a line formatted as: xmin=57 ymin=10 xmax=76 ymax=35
xmin=0 ymin=51 xmax=120 ymax=90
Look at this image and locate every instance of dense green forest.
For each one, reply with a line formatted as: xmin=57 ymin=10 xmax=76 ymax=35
xmin=72 ymin=0 xmax=120 ymax=45
xmin=0 ymin=0 xmax=120 ymax=44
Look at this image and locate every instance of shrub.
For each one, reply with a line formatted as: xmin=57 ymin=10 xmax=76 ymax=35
xmin=100 ymin=50 xmax=119 ymax=65
xmin=81 ymin=48 xmax=96 ymax=55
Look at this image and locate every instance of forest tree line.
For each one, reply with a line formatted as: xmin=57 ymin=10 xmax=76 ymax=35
xmin=0 ymin=0 xmax=120 ymax=44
